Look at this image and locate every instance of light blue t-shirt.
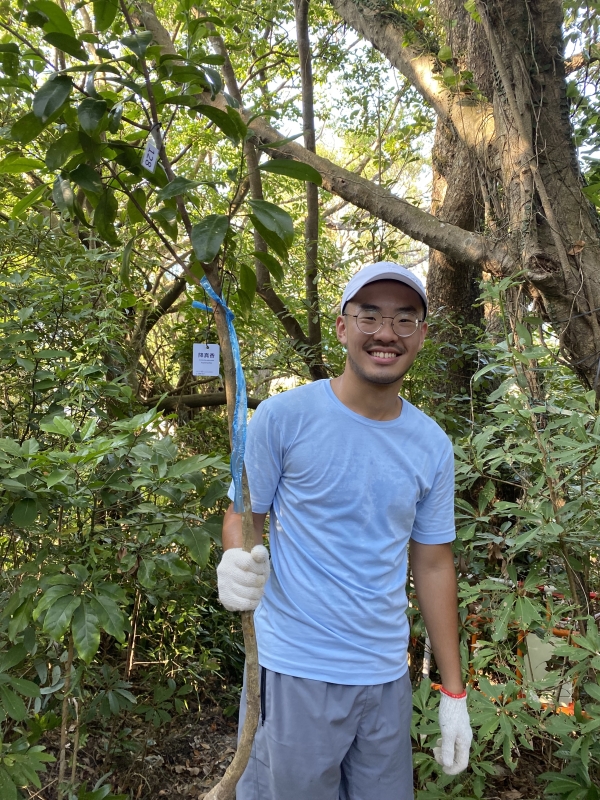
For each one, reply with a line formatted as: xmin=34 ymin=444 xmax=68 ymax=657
xmin=234 ymin=379 xmax=455 ymax=685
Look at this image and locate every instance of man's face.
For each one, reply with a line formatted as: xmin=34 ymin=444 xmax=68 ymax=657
xmin=336 ymin=280 xmax=428 ymax=386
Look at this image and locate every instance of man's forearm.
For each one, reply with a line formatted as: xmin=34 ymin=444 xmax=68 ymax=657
xmin=222 ymin=503 xmax=267 ymax=550
xmin=410 ymin=541 xmax=463 ymax=694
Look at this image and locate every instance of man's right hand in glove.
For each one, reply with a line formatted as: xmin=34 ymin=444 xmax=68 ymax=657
xmin=217 ymin=545 xmax=270 ymax=611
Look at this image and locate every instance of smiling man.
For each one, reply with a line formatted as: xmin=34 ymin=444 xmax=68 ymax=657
xmin=218 ymin=262 xmax=472 ymax=800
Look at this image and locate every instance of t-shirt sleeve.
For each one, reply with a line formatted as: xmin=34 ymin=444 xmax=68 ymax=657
xmin=410 ymin=438 xmax=456 ymax=545
xmin=228 ymin=401 xmax=284 ymax=514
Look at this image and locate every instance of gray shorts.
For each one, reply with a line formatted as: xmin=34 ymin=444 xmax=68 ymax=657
xmin=236 ymin=667 xmax=414 ymax=800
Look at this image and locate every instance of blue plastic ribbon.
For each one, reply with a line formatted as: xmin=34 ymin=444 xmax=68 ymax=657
xmin=192 ymin=276 xmax=247 ymax=513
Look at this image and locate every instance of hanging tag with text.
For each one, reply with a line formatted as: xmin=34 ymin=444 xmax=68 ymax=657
xmin=193 ymin=343 xmax=220 ymax=377
xmin=142 ymin=139 xmax=159 ymax=173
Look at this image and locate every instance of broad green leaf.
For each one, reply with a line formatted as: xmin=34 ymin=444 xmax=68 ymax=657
xmin=0 ymin=644 xmax=27 ymax=673
xmin=0 ymin=43 xmax=19 ymax=54
xmin=195 ymin=104 xmax=241 ymax=144
xmin=202 ymin=66 xmax=223 ymax=96
xmin=10 ymin=112 xmax=47 ymax=145
xmin=157 ymin=176 xmax=202 ymax=201
xmin=52 ymin=176 xmax=74 ymax=216
xmin=89 ymin=594 xmax=125 ymax=641
xmin=240 ymin=263 xmax=257 ymax=305
xmin=121 ymin=31 xmax=153 ymax=57
xmin=72 ymin=602 xmax=100 ymax=662
xmin=28 ymin=0 xmax=76 ymax=36
xmin=70 ymin=164 xmax=103 ymax=195
xmin=438 ymin=45 xmax=453 ymax=61
xmin=45 ymin=469 xmax=70 ymax=487
xmin=0 ymin=769 xmax=16 ymax=800
xmin=191 ymin=214 xmax=229 ymax=263
xmin=11 ymin=184 xmax=48 ymax=217
xmin=45 ymin=131 xmax=79 ymax=170
xmin=180 ymin=527 xmax=211 ymax=567
xmin=94 ymin=189 xmax=119 ymax=245
xmin=126 ymin=187 xmax=146 ymax=223
xmin=78 ymin=98 xmax=107 ymax=136
xmin=252 ymin=250 xmax=285 ymax=281
xmin=43 ymin=595 xmax=80 ymax=640
xmin=137 ymin=559 xmax=156 ymax=588
xmin=248 ymin=199 xmax=294 ymax=246
xmin=9 ymin=677 xmax=40 ymax=698
xmin=151 ymin=207 xmax=178 ymax=241
xmin=12 ymin=499 xmax=37 ymax=528
xmin=39 ymin=415 xmax=75 ymax=436
xmin=0 ymin=154 xmax=45 ymax=174
xmin=0 ymin=685 xmax=26 ymax=721
xmin=43 ymin=32 xmax=89 ymax=61
xmin=259 ymin=159 xmax=322 ymax=185
xmin=249 ymin=215 xmax=288 ymax=260
xmin=93 ymin=0 xmax=118 ymax=32
xmin=33 ymin=75 xmax=72 ymax=122
xmin=107 ymin=101 xmax=123 ymax=134
xmin=121 ymin=236 xmax=135 ymax=288
xmin=33 ymin=584 xmax=76 ymax=621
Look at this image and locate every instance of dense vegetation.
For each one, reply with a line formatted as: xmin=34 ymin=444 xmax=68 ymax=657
xmin=0 ymin=0 xmax=599 ymax=798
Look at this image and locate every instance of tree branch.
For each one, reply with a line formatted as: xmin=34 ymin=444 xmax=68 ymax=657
xmin=147 ymin=392 xmax=261 ymax=411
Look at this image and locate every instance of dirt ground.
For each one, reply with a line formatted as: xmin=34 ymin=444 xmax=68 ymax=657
xmin=29 ymin=703 xmax=549 ymax=799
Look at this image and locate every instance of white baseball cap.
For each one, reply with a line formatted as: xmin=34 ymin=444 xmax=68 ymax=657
xmin=340 ymin=261 xmax=428 ymax=318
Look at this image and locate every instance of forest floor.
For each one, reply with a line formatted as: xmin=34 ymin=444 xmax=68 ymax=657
xmin=30 ymin=700 xmax=548 ymax=800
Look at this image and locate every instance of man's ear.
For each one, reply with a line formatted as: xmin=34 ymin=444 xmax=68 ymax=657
xmin=336 ymin=314 xmax=348 ymax=345
xmin=418 ymin=321 xmax=428 ymax=351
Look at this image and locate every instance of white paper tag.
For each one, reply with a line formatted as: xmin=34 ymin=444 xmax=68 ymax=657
xmin=193 ymin=343 xmax=220 ymax=377
xmin=142 ymin=139 xmax=159 ymax=173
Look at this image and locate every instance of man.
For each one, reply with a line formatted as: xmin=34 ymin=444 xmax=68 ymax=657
xmin=218 ymin=262 xmax=472 ymax=799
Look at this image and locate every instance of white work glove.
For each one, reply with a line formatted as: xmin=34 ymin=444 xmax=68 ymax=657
xmin=217 ymin=545 xmax=270 ymax=611
xmin=433 ymin=692 xmax=473 ymax=775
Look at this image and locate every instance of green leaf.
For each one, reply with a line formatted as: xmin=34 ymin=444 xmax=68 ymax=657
xmin=438 ymin=45 xmax=453 ymax=61
xmin=137 ymin=559 xmax=156 ymax=588
xmin=77 ymin=98 xmax=107 ymax=136
xmin=94 ymin=189 xmax=119 ymax=245
xmin=259 ymin=159 xmax=322 ymax=185
xmin=33 ymin=75 xmax=72 ymax=122
xmin=121 ymin=236 xmax=135 ymax=288
xmin=12 ymin=498 xmax=37 ymax=528
xmin=9 ymin=677 xmax=40 ymax=698
xmin=191 ymin=214 xmax=229 ymax=263
xmin=93 ymin=0 xmax=118 ymax=32
xmin=156 ymin=176 xmax=202 ymax=201
xmin=39 ymin=415 xmax=75 ymax=436
xmin=43 ymin=32 xmax=89 ymax=61
xmin=28 ymin=0 xmax=76 ymax=36
xmin=11 ymin=111 xmax=46 ymax=145
xmin=72 ymin=602 xmax=100 ymax=662
xmin=0 ymin=769 xmax=16 ymax=800
xmin=0 ymin=685 xmax=26 ymax=721
xmin=0 ymin=644 xmax=27 ymax=673
xmin=180 ymin=527 xmax=211 ymax=567
xmin=249 ymin=215 xmax=288 ymax=260
xmin=248 ymin=199 xmax=294 ymax=246
xmin=11 ymin=184 xmax=48 ymax=217
xmin=150 ymin=207 xmax=178 ymax=241
xmin=126 ymin=187 xmax=146 ymax=223
xmin=70 ymin=164 xmax=103 ymax=195
xmin=52 ymin=176 xmax=75 ymax=217
xmin=45 ymin=131 xmax=80 ymax=170
xmin=89 ymin=594 xmax=125 ymax=641
xmin=240 ymin=263 xmax=257 ymax=305
xmin=121 ymin=31 xmax=153 ymax=58
xmin=252 ymin=251 xmax=284 ymax=281
xmin=195 ymin=104 xmax=241 ymax=144
xmin=0 ymin=154 xmax=45 ymax=174
xmin=108 ymin=101 xmax=123 ymax=134
xmin=42 ymin=595 xmax=80 ymax=640
xmin=33 ymin=584 xmax=77 ymax=621
xmin=257 ymin=132 xmax=303 ymax=149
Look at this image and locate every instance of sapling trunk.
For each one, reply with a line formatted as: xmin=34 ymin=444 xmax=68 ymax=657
xmin=202 ymin=267 xmax=260 ymax=800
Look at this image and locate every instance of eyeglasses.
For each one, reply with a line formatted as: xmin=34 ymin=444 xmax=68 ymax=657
xmin=344 ymin=309 xmax=423 ymax=338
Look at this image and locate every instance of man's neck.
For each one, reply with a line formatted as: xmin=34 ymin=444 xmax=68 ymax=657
xmin=330 ymin=370 xmax=403 ymax=421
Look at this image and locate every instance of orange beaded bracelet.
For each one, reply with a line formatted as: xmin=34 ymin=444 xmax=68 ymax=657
xmin=440 ymin=686 xmax=467 ymax=699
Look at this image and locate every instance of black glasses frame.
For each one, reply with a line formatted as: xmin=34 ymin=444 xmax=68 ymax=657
xmin=344 ymin=311 xmax=423 ymax=338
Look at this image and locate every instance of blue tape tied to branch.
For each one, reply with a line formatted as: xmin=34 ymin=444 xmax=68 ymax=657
xmin=192 ymin=275 xmax=247 ymax=513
